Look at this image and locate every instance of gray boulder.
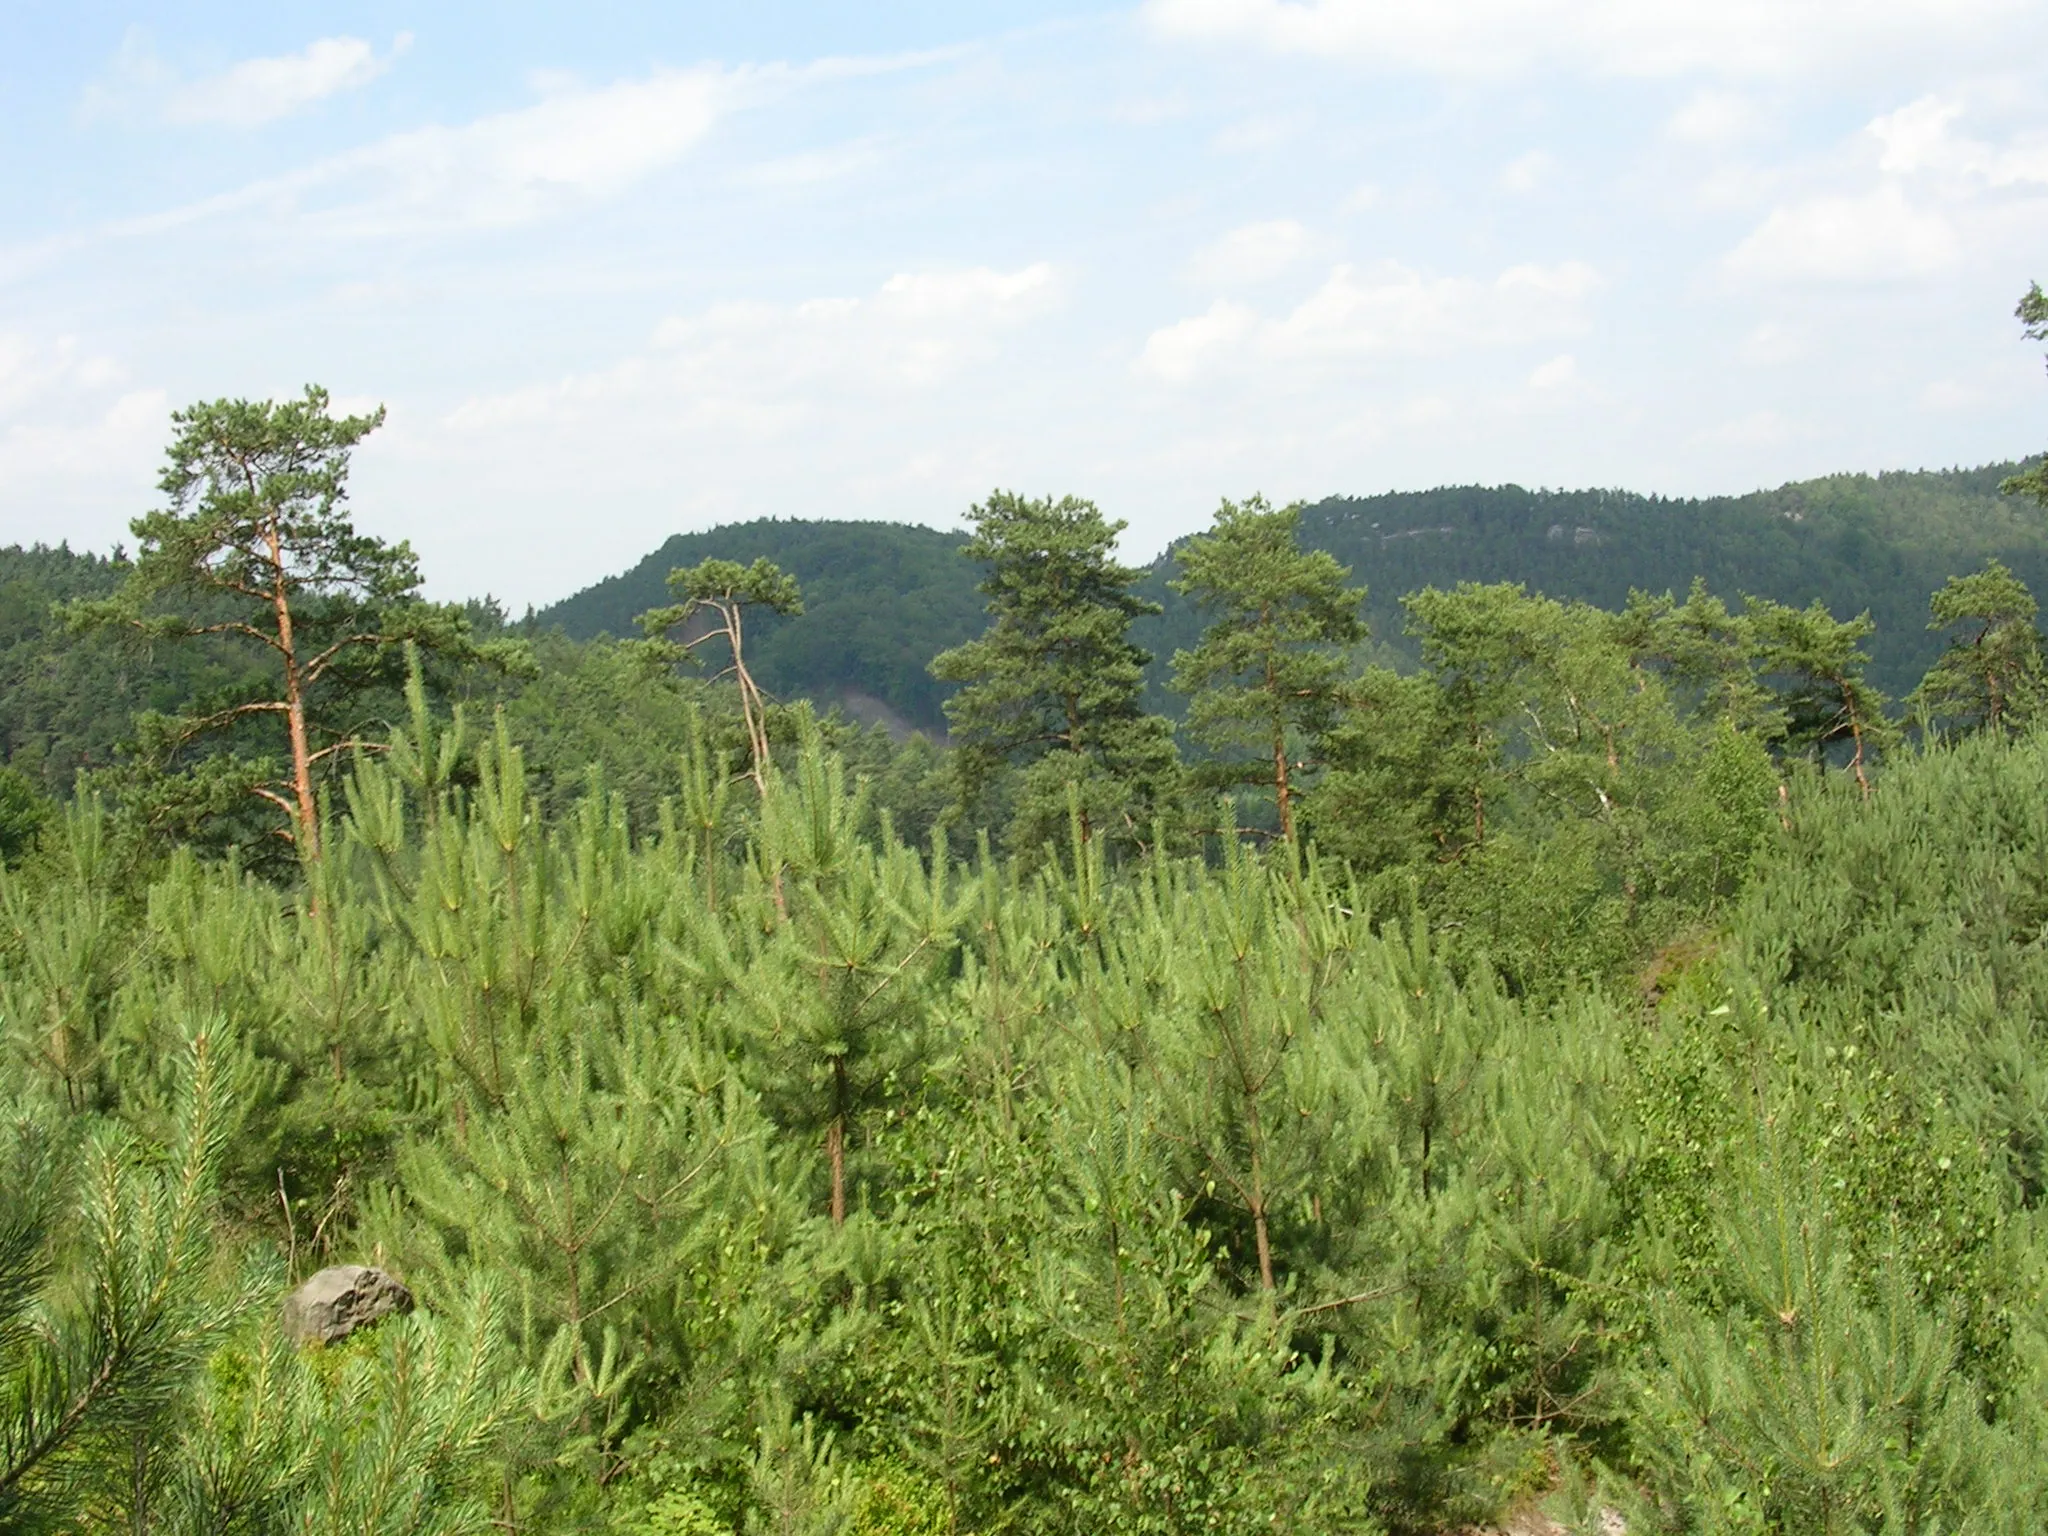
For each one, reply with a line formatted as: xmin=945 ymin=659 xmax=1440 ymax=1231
xmin=281 ymin=1264 xmax=415 ymax=1346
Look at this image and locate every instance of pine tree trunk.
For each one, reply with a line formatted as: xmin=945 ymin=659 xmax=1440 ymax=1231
xmin=1248 ymin=1107 xmax=1274 ymax=1293
xmin=1251 ymin=1188 xmax=1274 ymax=1293
xmin=729 ymin=603 xmax=772 ymax=797
xmin=827 ymin=1117 xmax=845 ymax=1228
xmin=266 ymin=520 xmax=319 ymax=859
xmin=828 ymin=1057 xmax=849 ymax=1227
xmin=1272 ymin=728 xmax=1294 ymax=843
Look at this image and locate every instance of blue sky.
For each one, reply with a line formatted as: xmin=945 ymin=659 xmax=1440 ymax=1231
xmin=7 ymin=1 xmax=2048 ymax=608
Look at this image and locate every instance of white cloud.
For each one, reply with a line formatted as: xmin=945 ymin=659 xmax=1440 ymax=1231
xmin=84 ymin=31 xmax=408 ymax=127
xmin=1142 ymin=0 xmax=2023 ymax=78
xmin=117 ymin=53 xmax=944 ymax=241
xmin=0 ymin=390 xmax=168 ymax=506
xmin=1136 ymin=302 xmax=1260 ymax=383
xmin=125 ymin=65 xmax=735 ymax=238
xmin=1212 ymin=112 xmax=1307 ymax=151
xmin=1499 ymin=149 xmax=1555 ymax=194
xmin=1138 ymin=258 xmax=1600 ymax=382
xmin=1697 ymin=409 xmax=1796 ymax=446
xmin=413 ymin=263 xmax=1067 ymax=595
xmin=0 ymin=334 xmax=125 ymax=416
xmin=0 ymin=335 xmax=165 ymax=542
xmin=871 ymin=264 xmax=1060 ymax=322
xmin=78 ymin=30 xmax=172 ymax=119
xmin=1919 ymin=378 xmax=1984 ymax=410
xmin=166 ymin=35 xmax=410 ymax=126
xmin=1528 ymin=353 xmax=1577 ymax=389
xmin=353 ymin=68 xmax=728 ymax=225
xmin=734 ymin=137 xmax=889 ymax=188
xmin=1724 ymin=182 xmax=1960 ymax=282
xmin=1870 ymin=96 xmax=1968 ymax=175
xmin=1186 ymin=220 xmax=1312 ymax=285
xmin=1738 ymin=322 xmax=1806 ymax=365
xmin=1274 ymin=259 xmax=1599 ymax=356
xmin=451 ymin=263 xmax=1064 ymax=434
xmin=1869 ymin=95 xmax=2048 ymax=185
xmin=1666 ymin=89 xmax=1764 ymax=146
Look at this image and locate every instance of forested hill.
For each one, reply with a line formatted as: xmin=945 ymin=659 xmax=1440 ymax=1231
xmin=536 ymin=519 xmax=982 ymax=733
xmin=541 ymin=462 xmax=2047 ymax=720
xmin=1133 ymin=462 xmax=2048 ymax=701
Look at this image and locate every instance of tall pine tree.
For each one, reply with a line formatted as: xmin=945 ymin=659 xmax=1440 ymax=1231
xmin=65 ymin=388 xmax=512 ymax=859
xmin=930 ymin=492 xmax=1179 ymax=855
xmin=1169 ymin=496 xmax=1366 ymax=842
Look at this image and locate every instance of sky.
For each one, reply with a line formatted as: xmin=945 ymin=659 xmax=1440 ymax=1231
xmin=6 ymin=1 xmax=2048 ymax=609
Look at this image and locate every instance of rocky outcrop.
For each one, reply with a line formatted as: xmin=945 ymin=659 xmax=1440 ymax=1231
xmin=280 ymin=1264 xmax=414 ymax=1346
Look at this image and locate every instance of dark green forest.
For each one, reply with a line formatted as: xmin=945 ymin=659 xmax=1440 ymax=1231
xmin=7 ymin=290 xmax=2048 ymax=1533
xmin=539 ymin=521 xmax=987 ymax=735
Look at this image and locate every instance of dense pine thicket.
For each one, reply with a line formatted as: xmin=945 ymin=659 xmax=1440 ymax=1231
xmin=6 ymin=697 xmax=2048 ymax=1533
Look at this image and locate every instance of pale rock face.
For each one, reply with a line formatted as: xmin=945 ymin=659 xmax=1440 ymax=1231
xmin=280 ymin=1264 xmax=415 ymax=1345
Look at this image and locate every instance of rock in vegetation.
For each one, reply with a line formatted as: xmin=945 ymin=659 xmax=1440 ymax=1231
xmin=280 ymin=1265 xmax=414 ymax=1345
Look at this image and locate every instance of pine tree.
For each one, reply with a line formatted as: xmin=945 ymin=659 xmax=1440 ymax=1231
xmin=637 ymin=558 xmax=805 ymax=795
xmin=929 ymin=492 xmax=1179 ymax=855
xmin=1614 ymin=579 xmax=1774 ymax=733
xmin=0 ymin=1031 xmax=257 ymax=1532
xmin=737 ymin=727 xmax=964 ymax=1227
xmin=0 ymin=768 xmax=46 ymax=868
xmin=64 ymin=388 xmax=512 ymax=859
xmin=1169 ymin=496 xmax=1366 ymax=842
xmin=2000 ymin=281 xmax=2048 ymax=509
xmin=1911 ymin=560 xmax=2045 ymax=736
xmin=1633 ymin=1174 xmax=1996 ymax=1535
xmin=1747 ymin=597 xmax=1894 ymax=797
xmin=1142 ymin=836 xmax=1344 ymax=1295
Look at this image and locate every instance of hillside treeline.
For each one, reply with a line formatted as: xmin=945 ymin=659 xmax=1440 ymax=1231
xmin=527 ymin=462 xmax=2048 ymax=730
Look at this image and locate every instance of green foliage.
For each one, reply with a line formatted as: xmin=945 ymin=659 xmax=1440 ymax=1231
xmin=1747 ymin=596 xmax=1893 ymax=792
xmin=0 ymin=766 xmax=47 ymax=865
xmin=630 ymin=1485 xmax=731 ymax=1535
xmin=640 ymin=557 xmax=807 ymax=791
xmin=61 ymin=387 xmax=519 ymax=856
xmin=1630 ymin=1176 xmax=2006 ymax=1535
xmin=845 ymin=1459 xmax=950 ymax=1536
xmin=0 ymin=542 xmax=279 ymax=808
xmin=1912 ymin=560 xmax=2046 ymax=735
xmin=539 ymin=461 xmax=2048 ymax=734
xmin=2001 ymin=283 xmax=2048 ymax=512
xmin=1137 ymin=462 xmax=2048 ymax=707
xmin=0 ymin=1030 xmax=248 ymax=1532
xmin=931 ymin=491 xmax=1181 ymax=856
xmin=1170 ymin=495 xmax=1367 ymax=840
xmin=169 ymin=1279 xmax=534 ymax=1536
xmin=541 ymin=520 xmax=986 ymax=734
xmin=1311 ymin=582 xmax=1781 ymax=992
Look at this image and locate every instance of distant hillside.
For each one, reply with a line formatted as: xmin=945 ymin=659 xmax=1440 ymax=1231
xmin=542 ymin=464 xmax=2048 ymax=725
xmin=0 ymin=543 xmax=274 ymax=795
xmin=1133 ymin=462 xmax=2048 ymax=702
xmin=535 ymin=519 xmax=983 ymax=734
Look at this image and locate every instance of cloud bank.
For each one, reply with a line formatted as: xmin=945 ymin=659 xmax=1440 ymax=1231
xmin=1143 ymin=0 xmax=2026 ymax=78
